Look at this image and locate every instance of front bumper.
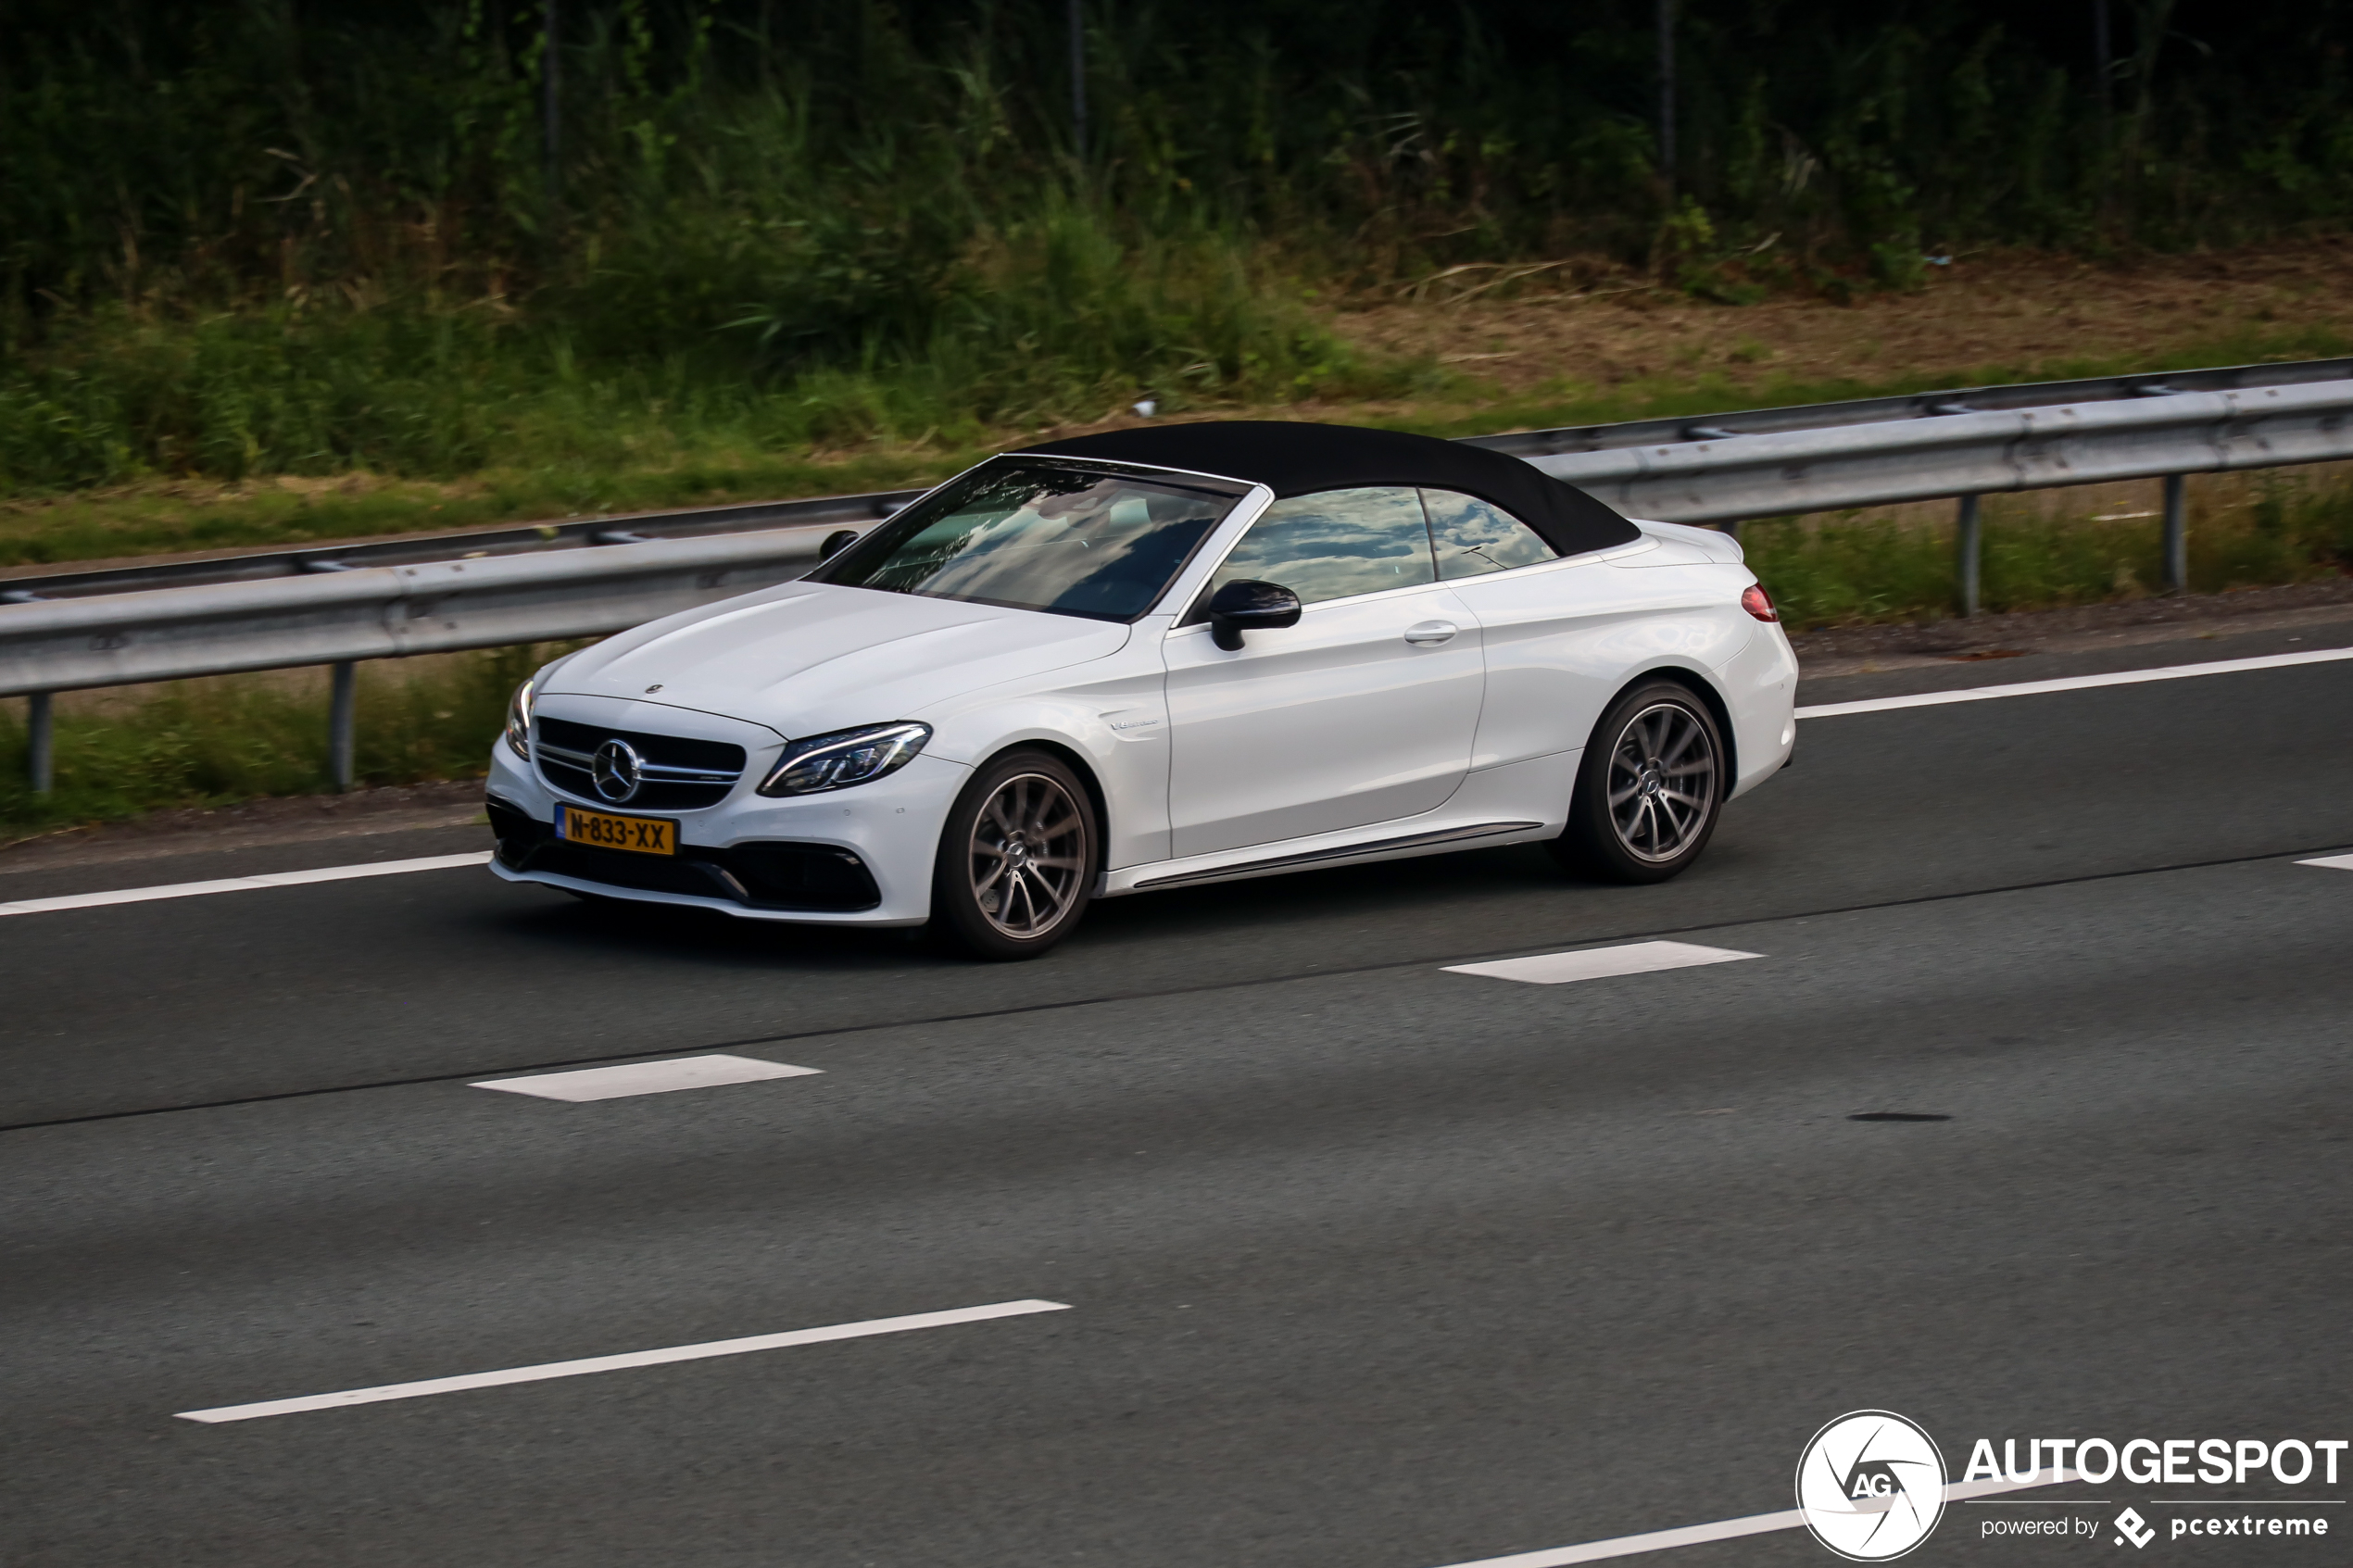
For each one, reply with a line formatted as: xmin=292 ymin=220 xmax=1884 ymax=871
xmin=483 ymin=740 xmax=966 ymax=925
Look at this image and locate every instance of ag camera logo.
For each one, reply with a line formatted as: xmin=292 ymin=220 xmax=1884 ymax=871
xmin=1796 ymin=1411 xmax=1947 ymax=1561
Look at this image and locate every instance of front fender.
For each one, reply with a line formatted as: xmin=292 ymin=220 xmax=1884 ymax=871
xmin=917 ymin=674 xmax=1173 ymax=873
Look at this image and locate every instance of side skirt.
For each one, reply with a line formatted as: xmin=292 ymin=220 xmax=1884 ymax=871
xmin=1126 ymin=821 xmax=1547 ymax=893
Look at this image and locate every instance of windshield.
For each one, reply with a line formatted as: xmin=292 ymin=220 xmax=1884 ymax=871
xmin=813 ymin=458 xmax=1248 ymax=621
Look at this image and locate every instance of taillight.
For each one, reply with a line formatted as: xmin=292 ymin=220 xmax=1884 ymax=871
xmin=1741 ymin=583 xmax=1779 ymax=622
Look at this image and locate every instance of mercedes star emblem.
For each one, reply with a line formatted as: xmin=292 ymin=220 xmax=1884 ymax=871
xmin=591 ymin=738 xmax=646 ymax=803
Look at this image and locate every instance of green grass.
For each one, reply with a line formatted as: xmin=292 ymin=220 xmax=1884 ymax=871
xmin=0 ymin=207 xmax=1374 ymax=496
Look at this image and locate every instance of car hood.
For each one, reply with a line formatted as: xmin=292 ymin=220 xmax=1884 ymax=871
xmin=543 ymin=582 xmax=1132 ymax=737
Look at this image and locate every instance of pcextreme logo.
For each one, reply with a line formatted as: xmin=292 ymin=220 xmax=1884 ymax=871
xmin=1796 ymin=1410 xmax=1948 ymax=1562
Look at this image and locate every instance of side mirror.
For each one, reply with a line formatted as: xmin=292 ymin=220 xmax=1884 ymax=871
xmin=819 ymin=528 xmax=861 ymax=560
xmin=1205 ymin=579 xmax=1302 ymax=651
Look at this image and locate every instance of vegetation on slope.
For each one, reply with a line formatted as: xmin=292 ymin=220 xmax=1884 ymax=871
xmin=6 ymin=0 xmax=2351 ymax=496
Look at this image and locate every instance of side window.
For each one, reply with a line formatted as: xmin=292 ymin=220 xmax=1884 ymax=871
xmin=1208 ymin=487 xmax=1435 ymax=606
xmin=1422 ymin=489 xmax=1557 ymax=580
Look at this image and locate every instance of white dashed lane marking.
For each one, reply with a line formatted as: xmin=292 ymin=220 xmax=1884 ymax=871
xmin=175 ymin=1299 xmax=1071 ymax=1424
xmin=471 ymin=1054 xmax=822 ymax=1102
xmin=1445 ymin=940 xmax=1761 ymax=985
xmin=2298 ymin=853 xmax=2353 ymax=872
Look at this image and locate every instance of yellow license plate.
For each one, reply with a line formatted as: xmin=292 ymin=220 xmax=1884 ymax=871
xmin=558 ymin=806 xmax=677 ymax=856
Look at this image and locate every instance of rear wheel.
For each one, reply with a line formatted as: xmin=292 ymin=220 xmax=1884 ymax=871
xmin=930 ymin=750 xmax=1099 ymax=960
xmin=1552 ymin=681 xmax=1726 ymax=884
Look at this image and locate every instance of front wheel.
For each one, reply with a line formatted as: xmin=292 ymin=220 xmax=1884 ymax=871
xmin=1551 ymin=681 xmax=1727 ymax=884
xmin=930 ymin=750 xmax=1100 ymax=960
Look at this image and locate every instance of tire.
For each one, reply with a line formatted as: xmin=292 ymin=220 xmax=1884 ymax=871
xmin=1551 ymin=680 xmax=1728 ymax=884
xmin=930 ymin=749 xmax=1100 ymax=960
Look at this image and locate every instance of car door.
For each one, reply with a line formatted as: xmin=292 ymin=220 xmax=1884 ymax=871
xmin=1163 ymin=486 xmax=1485 ymax=858
xmin=1420 ymin=487 xmax=1646 ymax=768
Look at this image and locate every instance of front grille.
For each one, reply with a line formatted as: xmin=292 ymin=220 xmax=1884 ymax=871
xmin=488 ymin=797 xmax=880 ymax=912
xmin=534 ymin=715 xmax=749 ymax=810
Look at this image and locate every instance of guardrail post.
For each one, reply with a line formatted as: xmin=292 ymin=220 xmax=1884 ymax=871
xmin=328 ymin=660 xmax=358 ymax=793
xmin=27 ymin=691 xmax=54 ymax=795
xmin=2162 ymin=474 xmax=2188 ymax=593
xmin=1718 ymin=520 xmax=1743 ymax=543
xmin=1955 ymin=495 xmax=1982 ymax=618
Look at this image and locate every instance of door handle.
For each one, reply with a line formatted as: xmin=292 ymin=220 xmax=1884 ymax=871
xmin=1403 ymin=621 xmax=1458 ymax=646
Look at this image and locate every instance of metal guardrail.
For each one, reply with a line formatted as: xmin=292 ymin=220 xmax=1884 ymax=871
xmin=0 ymin=526 xmax=839 ymax=694
xmin=1533 ymin=377 xmax=2353 ymax=616
xmin=0 ymin=488 xmax=924 ymax=604
xmin=1458 ymin=355 xmax=2353 ymax=458
xmin=1533 ymin=378 xmax=2353 ymax=523
xmin=2 ymin=525 xmax=844 ymax=793
xmin=7 ymin=369 xmax=2353 ymax=795
xmin=3 ymin=355 xmax=2347 ymax=605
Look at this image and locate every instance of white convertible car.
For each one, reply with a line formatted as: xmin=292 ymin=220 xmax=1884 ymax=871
xmin=484 ymin=421 xmax=1796 ymax=958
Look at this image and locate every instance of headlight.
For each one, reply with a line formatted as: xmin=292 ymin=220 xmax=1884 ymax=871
xmin=757 ymin=721 xmax=932 ymax=797
xmin=503 ymin=675 xmax=537 ymax=759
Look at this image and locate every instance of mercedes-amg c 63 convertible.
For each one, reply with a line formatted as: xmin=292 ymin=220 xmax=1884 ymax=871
xmin=484 ymin=420 xmax=1797 ymax=958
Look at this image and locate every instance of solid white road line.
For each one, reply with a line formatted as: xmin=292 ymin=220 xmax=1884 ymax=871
xmin=1796 ymin=644 xmax=2353 ymax=720
xmin=1445 ymin=940 xmax=1760 ymax=985
xmin=1427 ymin=1473 xmax=2087 ymax=1567
xmin=175 ymin=1298 xmax=1071 ymax=1424
xmin=472 ymin=1054 xmax=821 ymax=1101
xmin=2298 ymin=853 xmax=2353 ymax=872
xmin=0 ymin=851 xmax=493 ymax=918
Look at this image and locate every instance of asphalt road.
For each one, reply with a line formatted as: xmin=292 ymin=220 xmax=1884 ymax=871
xmin=3 ymin=619 xmax=2349 ymax=1568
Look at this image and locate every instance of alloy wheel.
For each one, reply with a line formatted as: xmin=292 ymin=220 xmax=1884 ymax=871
xmin=1604 ymin=701 xmax=1720 ymax=862
xmin=967 ymin=771 xmax=1088 ymax=938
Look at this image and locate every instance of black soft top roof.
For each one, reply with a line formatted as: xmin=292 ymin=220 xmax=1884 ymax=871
xmin=1020 ymin=420 xmax=1641 ymax=558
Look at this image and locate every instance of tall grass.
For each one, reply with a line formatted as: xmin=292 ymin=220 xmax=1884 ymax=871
xmin=0 ymin=207 xmax=1370 ymax=494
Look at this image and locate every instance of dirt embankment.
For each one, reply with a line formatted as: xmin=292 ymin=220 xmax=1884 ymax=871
xmin=1327 ymin=242 xmax=2353 ymax=400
